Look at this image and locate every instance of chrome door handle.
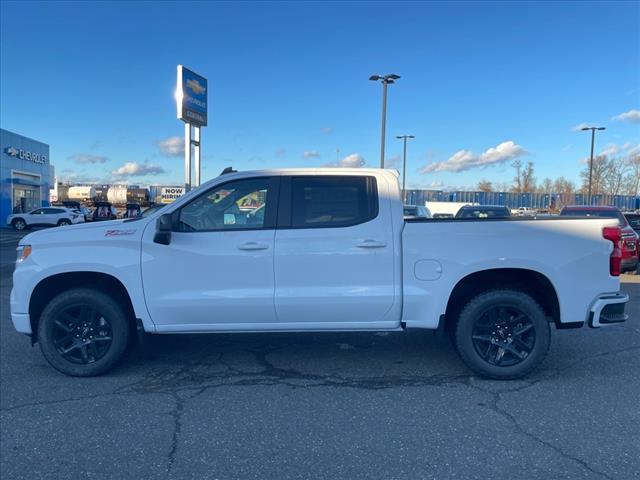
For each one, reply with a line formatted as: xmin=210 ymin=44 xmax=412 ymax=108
xmin=356 ymin=240 xmax=387 ymax=249
xmin=237 ymin=242 xmax=269 ymax=251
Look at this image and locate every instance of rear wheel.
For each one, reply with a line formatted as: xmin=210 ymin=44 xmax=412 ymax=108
xmin=453 ymin=289 xmax=550 ymax=380
xmin=12 ymin=218 xmax=26 ymax=231
xmin=57 ymin=219 xmax=71 ymax=226
xmin=38 ymin=289 xmax=130 ymax=376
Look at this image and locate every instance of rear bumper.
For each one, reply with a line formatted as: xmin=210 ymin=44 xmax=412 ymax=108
xmin=588 ymin=292 xmax=629 ymax=328
xmin=621 ymin=256 xmax=638 ymax=273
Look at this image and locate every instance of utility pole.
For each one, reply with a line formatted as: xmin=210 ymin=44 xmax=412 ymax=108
xmin=580 ymin=126 xmax=606 ymax=205
xmin=369 ymin=74 xmax=401 ymax=168
xmin=396 ymin=135 xmax=415 ymax=203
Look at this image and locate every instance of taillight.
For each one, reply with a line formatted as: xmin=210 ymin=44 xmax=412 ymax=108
xmin=603 ymin=226 xmax=622 ymax=276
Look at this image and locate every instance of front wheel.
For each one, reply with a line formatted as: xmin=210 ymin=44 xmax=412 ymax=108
xmin=38 ymin=289 xmax=130 ymax=376
xmin=58 ymin=219 xmax=71 ymax=226
xmin=453 ymin=289 xmax=550 ymax=380
xmin=12 ymin=218 xmax=26 ymax=231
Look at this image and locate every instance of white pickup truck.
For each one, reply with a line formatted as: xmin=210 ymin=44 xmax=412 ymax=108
xmin=10 ymin=168 xmax=629 ymax=378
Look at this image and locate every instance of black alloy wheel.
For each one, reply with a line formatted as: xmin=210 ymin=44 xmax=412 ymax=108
xmin=38 ymin=288 xmax=130 ymax=376
xmin=471 ymin=305 xmax=535 ymax=367
xmin=52 ymin=304 xmax=113 ymax=364
xmin=453 ymin=289 xmax=550 ymax=380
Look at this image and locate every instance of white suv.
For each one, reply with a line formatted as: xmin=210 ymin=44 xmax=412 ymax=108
xmin=6 ymin=207 xmax=85 ymax=231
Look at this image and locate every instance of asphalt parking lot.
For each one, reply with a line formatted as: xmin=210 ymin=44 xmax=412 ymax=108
xmin=1 ymin=229 xmax=639 ymax=480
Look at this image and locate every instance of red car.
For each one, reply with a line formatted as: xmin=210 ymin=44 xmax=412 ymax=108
xmin=560 ymin=206 xmax=639 ymax=274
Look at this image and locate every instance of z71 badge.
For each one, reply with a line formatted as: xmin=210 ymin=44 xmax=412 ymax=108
xmin=104 ymin=229 xmax=136 ymax=237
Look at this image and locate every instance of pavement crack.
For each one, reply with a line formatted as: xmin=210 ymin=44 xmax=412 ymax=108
xmin=468 ymin=380 xmax=616 ymax=480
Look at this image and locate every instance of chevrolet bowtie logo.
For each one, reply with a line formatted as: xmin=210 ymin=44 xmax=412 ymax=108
xmin=5 ymin=146 xmax=19 ymax=157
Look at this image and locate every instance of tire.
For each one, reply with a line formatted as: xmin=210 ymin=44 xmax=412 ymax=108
xmin=453 ymin=289 xmax=550 ymax=380
xmin=12 ymin=218 xmax=26 ymax=231
xmin=38 ymin=289 xmax=130 ymax=376
xmin=58 ymin=219 xmax=71 ymax=226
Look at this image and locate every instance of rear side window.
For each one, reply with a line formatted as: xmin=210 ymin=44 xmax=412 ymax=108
xmin=290 ymin=176 xmax=378 ymax=228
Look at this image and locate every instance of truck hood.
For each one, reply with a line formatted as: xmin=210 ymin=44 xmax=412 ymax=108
xmin=19 ymin=218 xmax=153 ymax=246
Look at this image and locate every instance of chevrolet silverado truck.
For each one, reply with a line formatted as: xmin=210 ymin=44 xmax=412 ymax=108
xmin=10 ymin=169 xmax=629 ymax=378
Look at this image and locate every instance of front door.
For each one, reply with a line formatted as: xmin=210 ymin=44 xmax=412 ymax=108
xmin=273 ymin=175 xmax=399 ymax=329
xmin=141 ymin=176 xmax=280 ymax=330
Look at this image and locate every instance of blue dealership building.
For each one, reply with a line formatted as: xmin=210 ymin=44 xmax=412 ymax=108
xmin=1 ymin=129 xmax=53 ymax=226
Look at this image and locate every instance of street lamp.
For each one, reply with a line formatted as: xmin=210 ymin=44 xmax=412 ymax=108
xmin=580 ymin=126 xmax=606 ymax=205
xmin=396 ymin=135 xmax=415 ymax=203
xmin=370 ymin=74 xmax=401 ymax=168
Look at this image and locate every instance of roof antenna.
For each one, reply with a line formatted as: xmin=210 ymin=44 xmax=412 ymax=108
xmin=220 ymin=166 xmax=237 ymax=175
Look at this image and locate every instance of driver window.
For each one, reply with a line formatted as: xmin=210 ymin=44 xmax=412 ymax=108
xmin=178 ymin=178 xmax=270 ymax=232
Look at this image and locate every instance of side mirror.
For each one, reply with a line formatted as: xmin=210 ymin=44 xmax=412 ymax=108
xmin=154 ymin=213 xmax=173 ymax=245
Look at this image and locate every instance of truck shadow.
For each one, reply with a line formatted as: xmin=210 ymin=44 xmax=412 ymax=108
xmin=115 ymin=330 xmax=471 ymax=394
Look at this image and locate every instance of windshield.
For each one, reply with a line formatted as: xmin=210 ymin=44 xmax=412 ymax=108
xmin=456 ymin=207 xmax=510 ymax=219
xmin=142 ymin=204 xmax=166 ymax=218
xmin=403 ymin=207 xmax=418 ymax=216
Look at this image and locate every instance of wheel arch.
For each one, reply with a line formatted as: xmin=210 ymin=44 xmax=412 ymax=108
xmin=29 ymin=272 xmax=137 ymax=343
xmin=443 ymin=268 xmax=562 ymax=331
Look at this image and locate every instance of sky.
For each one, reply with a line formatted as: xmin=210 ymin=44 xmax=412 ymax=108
xmin=1 ymin=0 xmax=639 ymax=190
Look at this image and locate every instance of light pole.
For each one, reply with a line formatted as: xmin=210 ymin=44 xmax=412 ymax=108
xmin=396 ymin=135 xmax=414 ymax=203
xmin=581 ymin=126 xmax=606 ymax=205
xmin=370 ymin=74 xmax=401 ymax=168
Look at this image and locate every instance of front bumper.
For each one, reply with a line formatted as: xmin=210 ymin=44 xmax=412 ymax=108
xmin=588 ymin=292 xmax=629 ymax=328
xmin=11 ymin=312 xmax=32 ymax=334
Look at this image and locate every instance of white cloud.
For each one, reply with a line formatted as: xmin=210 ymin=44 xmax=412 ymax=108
xmin=420 ymin=141 xmax=527 ymax=174
xmin=599 ymin=143 xmax=620 ymax=157
xmin=339 ymin=153 xmax=365 ymax=168
xmin=158 ymin=136 xmax=184 ymax=157
xmin=578 ymin=142 xmax=640 ymax=164
xmin=571 ymin=122 xmax=591 ymax=132
xmin=612 ymin=109 xmax=640 ymax=124
xmin=68 ymin=153 xmax=108 ymax=164
xmin=111 ymin=162 xmax=166 ymax=178
xmin=304 ymin=150 xmax=320 ymax=158
xmin=325 ymin=153 xmax=366 ymax=168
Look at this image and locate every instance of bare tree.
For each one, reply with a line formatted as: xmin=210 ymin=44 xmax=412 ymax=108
xmin=538 ymin=177 xmax=554 ymax=194
xmin=579 ymin=155 xmax=608 ymax=195
xmin=512 ymin=160 xmax=536 ymax=193
xmin=477 ymin=180 xmax=493 ymax=192
xmin=553 ymin=177 xmax=576 ymax=208
xmin=624 ymin=153 xmax=640 ymax=196
xmin=511 ymin=160 xmax=523 ymax=193
xmin=602 ymin=156 xmax=631 ymax=196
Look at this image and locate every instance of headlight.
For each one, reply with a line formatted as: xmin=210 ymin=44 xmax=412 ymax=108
xmin=16 ymin=245 xmax=32 ymax=263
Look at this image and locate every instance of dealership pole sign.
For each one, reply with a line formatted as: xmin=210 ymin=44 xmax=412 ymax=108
xmin=176 ymin=65 xmax=207 ymax=192
xmin=176 ymin=66 xmax=208 ymax=127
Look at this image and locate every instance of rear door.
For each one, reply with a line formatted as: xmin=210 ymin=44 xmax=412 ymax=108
xmin=273 ymin=174 xmax=398 ymax=329
xmin=27 ymin=208 xmax=47 ymax=226
xmin=46 ymin=208 xmax=66 ymax=225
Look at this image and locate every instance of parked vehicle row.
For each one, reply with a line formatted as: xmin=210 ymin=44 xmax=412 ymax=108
xmin=6 ymin=207 xmax=84 ymax=231
xmin=7 ymin=202 xmax=164 ymax=230
xmin=560 ymin=206 xmax=639 ymax=273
